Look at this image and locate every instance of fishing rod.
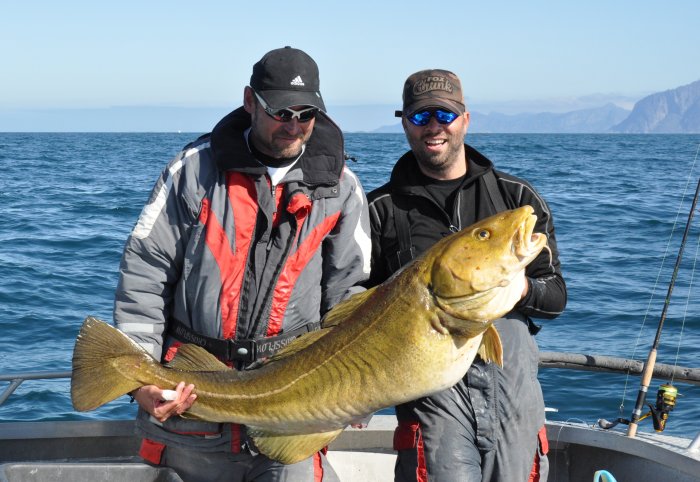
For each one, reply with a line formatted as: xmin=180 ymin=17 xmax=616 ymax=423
xmin=626 ymin=178 xmax=700 ymax=438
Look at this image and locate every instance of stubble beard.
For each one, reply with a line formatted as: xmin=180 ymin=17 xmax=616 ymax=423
xmin=250 ymin=112 xmax=310 ymax=159
xmin=409 ymin=134 xmax=465 ymax=177
xmin=270 ymin=137 xmax=305 ymax=158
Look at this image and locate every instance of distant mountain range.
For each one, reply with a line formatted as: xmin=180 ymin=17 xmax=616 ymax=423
xmin=373 ymin=80 xmax=700 ymax=134
xmin=2 ymin=81 xmax=699 ymax=133
xmin=611 ymin=80 xmax=700 ymax=133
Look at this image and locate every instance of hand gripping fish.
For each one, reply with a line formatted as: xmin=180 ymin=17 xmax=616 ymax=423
xmin=71 ymin=206 xmax=547 ymax=464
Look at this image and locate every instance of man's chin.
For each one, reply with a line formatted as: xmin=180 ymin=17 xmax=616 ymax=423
xmin=416 ymin=151 xmax=448 ymax=168
xmin=272 ymin=140 xmax=304 ymax=159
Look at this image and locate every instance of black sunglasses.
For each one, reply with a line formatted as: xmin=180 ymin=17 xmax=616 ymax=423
xmin=254 ymin=91 xmax=318 ymax=123
xmin=406 ymin=109 xmax=459 ymax=126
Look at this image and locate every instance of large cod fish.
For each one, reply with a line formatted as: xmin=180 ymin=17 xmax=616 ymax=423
xmin=71 ymin=206 xmax=547 ymax=464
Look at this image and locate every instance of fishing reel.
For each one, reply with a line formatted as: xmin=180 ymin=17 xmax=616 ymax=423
xmin=646 ymin=383 xmax=678 ymax=432
xmin=597 ymin=383 xmax=679 ymax=432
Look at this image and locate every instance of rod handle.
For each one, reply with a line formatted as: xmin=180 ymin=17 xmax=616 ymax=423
xmin=627 ymin=350 xmax=657 ymax=438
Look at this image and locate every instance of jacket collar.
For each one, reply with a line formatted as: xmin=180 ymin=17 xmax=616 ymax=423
xmin=210 ymin=107 xmax=346 ymax=186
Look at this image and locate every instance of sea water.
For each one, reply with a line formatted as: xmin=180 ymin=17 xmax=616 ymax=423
xmin=1 ymin=132 xmax=699 ymax=438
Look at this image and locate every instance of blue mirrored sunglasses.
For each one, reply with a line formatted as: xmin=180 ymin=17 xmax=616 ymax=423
xmin=407 ymin=109 xmax=459 ymax=126
xmin=254 ymin=91 xmax=318 ymax=123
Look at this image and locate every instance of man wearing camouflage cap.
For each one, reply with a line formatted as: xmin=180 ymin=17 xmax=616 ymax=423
xmin=365 ymin=69 xmax=567 ymax=481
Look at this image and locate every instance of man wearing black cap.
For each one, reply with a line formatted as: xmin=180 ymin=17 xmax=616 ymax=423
xmin=114 ymin=46 xmax=370 ymax=481
xmin=366 ymin=69 xmax=567 ymax=481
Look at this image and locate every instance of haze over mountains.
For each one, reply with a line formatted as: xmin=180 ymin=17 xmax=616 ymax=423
xmin=1 ymin=80 xmax=699 ymax=133
xmin=373 ymin=79 xmax=700 ymax=134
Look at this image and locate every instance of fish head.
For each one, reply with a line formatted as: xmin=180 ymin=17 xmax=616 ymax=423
xmin=429 ymin=206 xmax=547 ymax=330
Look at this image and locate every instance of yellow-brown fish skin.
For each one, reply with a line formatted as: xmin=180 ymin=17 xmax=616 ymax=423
xmin=71 ymin=206 xmax=546 ymax=463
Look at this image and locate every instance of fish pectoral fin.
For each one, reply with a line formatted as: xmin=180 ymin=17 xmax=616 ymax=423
xmin=248 ymin=427 xmax=344 ymax=465
xmin=167 ymin=344 xmax=230 ymax=372
xmin=477 ymin=325 xmax=504 ymax=367
xmin=321 ymin=287 xmax=378 ymax=328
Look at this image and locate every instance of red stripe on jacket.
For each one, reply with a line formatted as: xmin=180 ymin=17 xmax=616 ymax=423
xmin=201 ymin=173 xmax=258 ymax=339
xmin=266 ymin=194 xmax=341 ymax=336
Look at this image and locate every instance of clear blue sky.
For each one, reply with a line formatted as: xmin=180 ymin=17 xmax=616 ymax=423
xmin=3 ymin=1 xmax=699 ymax=112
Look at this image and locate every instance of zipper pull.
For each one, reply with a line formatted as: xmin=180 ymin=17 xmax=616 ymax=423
xmin=448 ymin=225 xmax=459 ymax=233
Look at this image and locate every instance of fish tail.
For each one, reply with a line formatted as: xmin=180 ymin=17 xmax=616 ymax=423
xmin=71 ymin=316 xmax=148 ymax=411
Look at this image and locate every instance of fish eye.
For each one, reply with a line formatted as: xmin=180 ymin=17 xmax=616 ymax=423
xmin=476 ymin=229 xmax=491 ymax=240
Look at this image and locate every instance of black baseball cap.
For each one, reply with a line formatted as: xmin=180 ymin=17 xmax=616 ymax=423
xmin=395 ymin=69 xmax=466 ymax=117
xmin=250 ymin=46 xmax=326 ymax=112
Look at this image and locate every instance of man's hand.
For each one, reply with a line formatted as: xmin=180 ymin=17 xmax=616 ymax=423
xmin=350 ymin=414 xmax=373 ymax=429
xmin=521 ymin=274 xmax=529 ymax=299
xmin=512 ymin=271 xmax=529 ymax=300
xmin=131 ymin=381 xmax=197 ymax=423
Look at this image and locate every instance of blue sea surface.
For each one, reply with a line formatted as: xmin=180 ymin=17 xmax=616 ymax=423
xmin=1 ymin=132 xmax=699 ymax=439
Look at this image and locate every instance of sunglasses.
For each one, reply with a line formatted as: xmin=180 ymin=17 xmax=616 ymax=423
xmin=254 ymin=91 xmax=318 ymax=123
xmin=406 ymin=109 xmax=459 ymax=127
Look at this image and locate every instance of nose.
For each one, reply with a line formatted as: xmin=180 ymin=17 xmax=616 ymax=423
xmin=282 ymin=118 xmax=303 ymax=134
xmin=423 ymin=116 xmax=442 ymax=133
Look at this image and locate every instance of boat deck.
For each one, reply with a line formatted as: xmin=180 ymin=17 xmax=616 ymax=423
xmin=2 ymin=415 xmax=699 ymax=482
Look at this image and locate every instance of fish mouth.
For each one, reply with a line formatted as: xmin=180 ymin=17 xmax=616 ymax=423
xmin=513 ymin=213 xmax=546 ymax=262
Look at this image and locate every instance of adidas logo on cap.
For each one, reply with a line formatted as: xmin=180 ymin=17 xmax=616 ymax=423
xmin=290 ymin=76 xmax=305 ymax=87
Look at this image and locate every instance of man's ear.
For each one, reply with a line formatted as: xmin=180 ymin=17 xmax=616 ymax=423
xmin=243 ymin=87 xmax=255 ymax=114
xmin=462 ymin=111 xmax=470 ymax=134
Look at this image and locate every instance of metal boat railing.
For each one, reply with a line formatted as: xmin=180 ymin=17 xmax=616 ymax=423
xmin=0 ymin=370 xmax=71 ymax=406
xmin=539 ymin=352 xmax=700 ymax=386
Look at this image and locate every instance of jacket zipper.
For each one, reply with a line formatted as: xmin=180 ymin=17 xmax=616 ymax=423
xmin=411 ymin=191 xmax=460 ymax=234
xmin=250 ymin=190 xmax=303 ymax=339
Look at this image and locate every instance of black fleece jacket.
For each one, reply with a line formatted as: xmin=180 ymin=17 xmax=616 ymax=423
xmin=366 ymin=144 xmax=567 ymax=320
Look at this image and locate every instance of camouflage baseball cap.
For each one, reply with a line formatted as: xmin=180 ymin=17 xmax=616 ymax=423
xmin=396 ymin=69 xmax=466 ymax=117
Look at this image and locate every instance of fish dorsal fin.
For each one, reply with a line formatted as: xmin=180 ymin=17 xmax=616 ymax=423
xmin=322 ymin=287 xmax=378 ymax=328
xmin=477 ymin=325 xmax=504 ymax=367
xmin=166 ymin=344 xmax=230 ymax=372
xmin=248 ymin=427 xmax=345 ymax=465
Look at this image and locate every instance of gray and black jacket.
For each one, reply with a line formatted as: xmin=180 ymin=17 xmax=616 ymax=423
xmin=114 ymin=107 xmax=371 ymax=451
